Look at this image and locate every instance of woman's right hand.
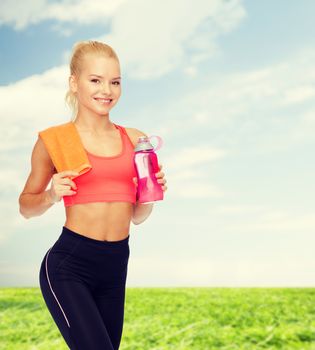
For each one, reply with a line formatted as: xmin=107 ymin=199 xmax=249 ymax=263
xmin=48 ymin=170 xmax=79 ymax=203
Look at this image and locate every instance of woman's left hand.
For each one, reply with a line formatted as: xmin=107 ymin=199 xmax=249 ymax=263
xmin=155 ymin=164 xmax=167 ymax=192
xmin=133 ymin=164 xmax=168 ymax=192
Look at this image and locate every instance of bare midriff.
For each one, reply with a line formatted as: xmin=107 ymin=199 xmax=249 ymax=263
xmin=64 ymin=201 xmax=134 ymax=241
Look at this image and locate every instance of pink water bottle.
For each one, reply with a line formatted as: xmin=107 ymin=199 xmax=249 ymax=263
xmin=134 ymin=135 xmax=164 ymax=204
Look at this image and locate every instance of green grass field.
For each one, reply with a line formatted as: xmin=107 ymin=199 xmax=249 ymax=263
xmin=0 ymin=287 xmax=314 ymax=349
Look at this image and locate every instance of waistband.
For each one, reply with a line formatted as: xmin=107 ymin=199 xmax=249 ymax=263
xmin=60 ymin=226 xmax=130 ymax=248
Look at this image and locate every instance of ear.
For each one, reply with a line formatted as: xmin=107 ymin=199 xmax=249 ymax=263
xmin=69 ymin=75 xmax=77 ymax=94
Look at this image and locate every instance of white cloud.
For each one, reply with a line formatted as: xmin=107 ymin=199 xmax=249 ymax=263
xmin=183 ymin=65 xmax=199 ymax=78
xmin=0 ymin=0 xmax=46 ymax=30
xmin=128 ymin=256 xmax=315 ymax=287
xmin=166 ymin=145 xmax=226 ymax=169
xmin=303 ymin=109 xmax=315 ymax=123
xmin=0 ymin=0 xmax=126 ymax=29
xmin=0 ymin=262 xmax=39 ymax=286
xmin=101 ymin=0 xmax=246 ymax=79
xmin=215 ymin=204 xmax=267 ymax=215
xmin=193 ymin=61 xmax=314 ymax=125
xmin=209 ymin=205 xmax=315 ymax=235
xmin=172 ymin=183 xmax=223 ymax=198
xmin=163 ymin=145 xmax=226 ymax=199
xmin=43 ymin=0 xmax=126 ymax=24
xmin=0 ymin=64 xmax=69 ymax=149
xmin=281 ymin=85 xmax=315 ymax=105
xmin=230 ymin=211 xmax=315 ymax=234
xmin=0 ymin=0 xmax=246 ymax=79
xmin=145 ymin=47 xmax=315 ymax=156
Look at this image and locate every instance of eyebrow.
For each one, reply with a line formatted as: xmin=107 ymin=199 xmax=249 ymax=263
xmin=89 ymin=74 xmax=121 ymax=80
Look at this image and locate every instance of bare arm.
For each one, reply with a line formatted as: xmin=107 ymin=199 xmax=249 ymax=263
xmin=18 ymin=135 xmax=77 ymax=219
xmin=132 ymin=203 xmax=154 ymax=225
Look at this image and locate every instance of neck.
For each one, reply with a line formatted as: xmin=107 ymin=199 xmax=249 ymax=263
xmin=73 ymin=112 xmax=115 ymax=133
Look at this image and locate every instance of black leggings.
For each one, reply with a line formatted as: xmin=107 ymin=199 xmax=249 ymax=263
xmin=39 ymin=226 xmax=130 ymax=350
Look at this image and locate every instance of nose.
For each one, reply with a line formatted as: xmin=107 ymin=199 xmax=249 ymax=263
xmin=99 ymin=81 xmax=111 ymax=95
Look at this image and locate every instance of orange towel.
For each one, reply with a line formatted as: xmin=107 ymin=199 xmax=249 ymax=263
xmin=38 ymin=121 xmax=92 ymax=179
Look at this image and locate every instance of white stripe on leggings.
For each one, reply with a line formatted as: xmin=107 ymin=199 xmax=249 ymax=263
xmin=45 ymin=247 xmax=71 ymax=328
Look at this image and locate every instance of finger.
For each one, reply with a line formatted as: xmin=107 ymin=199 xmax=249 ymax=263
xmin=62 ymin=184 xmax=77 ymax=194
xmin=157 ymin=179 xmax=167 ymax=184
xmin=64 ymin=178 xmax=77 ymax=189
xmin=158 ymin=164 xmax=163 ymax=170
xmin=55 ymin=183 xmax=71 ymax=191
xmin=60 ymin=178 xmax=77 ymax=190
xmin=60 ymin=170 xmax=80 ymax=177
xmin=155 ymin=171 xmax=165 ymax=178
xmin=63 ymin=189 xmax=77 ymax=196
xmin=70 ymin=180 xmax=77 ymax=190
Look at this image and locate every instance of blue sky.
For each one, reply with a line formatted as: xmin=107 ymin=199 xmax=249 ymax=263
xmin=0 ymin=0 xmax=314 ymax=287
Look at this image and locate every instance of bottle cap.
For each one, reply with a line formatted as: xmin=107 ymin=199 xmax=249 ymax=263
xmin=134 ymin=136 xmax=154 ymax=152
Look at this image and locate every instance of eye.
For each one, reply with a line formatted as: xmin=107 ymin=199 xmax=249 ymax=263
xmin=113 ymin=81 xmax=120 ymax=85
xmin=91 ymin=79 xmax=100 ymax=83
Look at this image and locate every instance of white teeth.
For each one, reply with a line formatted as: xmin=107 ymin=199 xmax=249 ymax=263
xmin=96 ymin=98 xmax=111 ymax=103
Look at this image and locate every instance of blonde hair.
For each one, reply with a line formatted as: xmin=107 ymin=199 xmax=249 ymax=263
xmin=65 ymin=40 xmax=120 ymax=121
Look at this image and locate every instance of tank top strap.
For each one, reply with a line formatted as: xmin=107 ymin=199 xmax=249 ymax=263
xmin=113 ymin=123 xmax=135 ymax=149
xmin=113 ymin=123 xmax=123 ymax=132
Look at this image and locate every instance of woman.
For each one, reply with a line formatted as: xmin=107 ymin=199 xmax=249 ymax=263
xmin=18 ymin=40 xmax=167 ymax=350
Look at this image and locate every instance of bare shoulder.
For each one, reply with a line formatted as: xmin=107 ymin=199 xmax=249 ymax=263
xmin=33 ymin=135 xmax=56 ymax=172
xmin=124 ymin=127 xmax=148 ymax=147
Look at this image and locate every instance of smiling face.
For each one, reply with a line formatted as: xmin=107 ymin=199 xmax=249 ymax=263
xmin=69 ymin=53 xmax=122 ymax=117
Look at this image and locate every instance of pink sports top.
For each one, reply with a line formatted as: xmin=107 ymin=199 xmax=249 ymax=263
xmin=63 ymin=123 xmax=137 ymax=207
